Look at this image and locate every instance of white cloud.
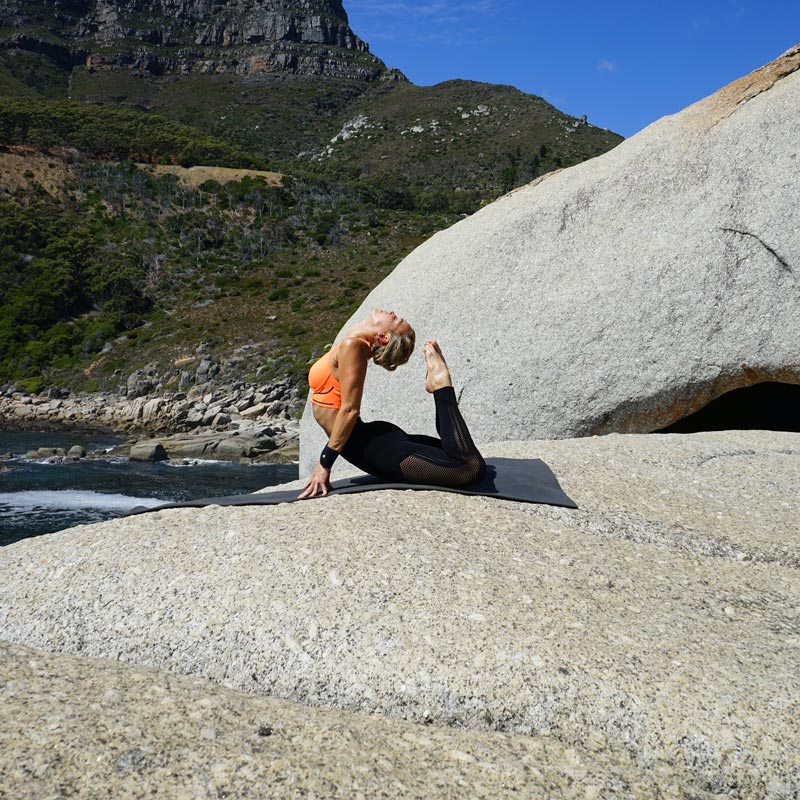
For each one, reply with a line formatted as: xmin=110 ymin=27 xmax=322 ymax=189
xmin=597 ymin=59 xmax=618 ymax=73
xmin=727 ymin=0 xmax=746 ymax=17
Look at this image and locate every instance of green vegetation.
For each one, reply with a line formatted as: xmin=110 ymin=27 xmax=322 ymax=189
xmin=0 ymin=198 xmax=151 ymax=383
xmin=0 ymin=153 xmax=457 ymax=390
xmin=63 ymin=69 xmax=622 ymax=199
xmin=0 ymin=97 xmax=263 ymax=167
xmin=304 ymin=79 xmax=621 ymax=199
xmin=70 ymin=70 xmax=376 ymax=168
xmin=0 ymin=53 xmax=62 ymax=98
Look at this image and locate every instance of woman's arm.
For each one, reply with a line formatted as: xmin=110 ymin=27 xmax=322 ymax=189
xmin=326 ymin=338 xmax=368 ymax=451
xmin=299 ymin=338 xmax=369 ymax=498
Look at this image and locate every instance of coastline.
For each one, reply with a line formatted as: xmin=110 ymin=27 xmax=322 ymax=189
xmin=0 ymin=379 xmax=303 ymax=464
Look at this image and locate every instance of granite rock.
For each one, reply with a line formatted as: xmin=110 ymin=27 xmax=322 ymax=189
xmin=0 ymin=639 xmax=690 ymax=798
xmin=129 ymin=441 xmax=168 ymax=462
xmin=0 ymin=377 xmax=303 ymax=441
xmin=1 ymin=431 xmax=798 ymax=797
xmin=301 ymin=46 xmax=800 ymax=474
xmin=122 ymin=424 xmax=294 ymax=462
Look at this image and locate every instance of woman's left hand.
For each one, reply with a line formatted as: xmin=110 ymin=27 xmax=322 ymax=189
xmin=298 ymin=463 xmax=333 ymax=499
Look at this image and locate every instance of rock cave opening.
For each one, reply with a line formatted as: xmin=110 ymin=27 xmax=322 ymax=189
xmin=654 ymin=381 xmax=799 ymax=433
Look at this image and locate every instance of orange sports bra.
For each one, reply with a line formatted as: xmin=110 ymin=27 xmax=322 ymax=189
xmin=308 ymin=338 xmax=370 ymax=410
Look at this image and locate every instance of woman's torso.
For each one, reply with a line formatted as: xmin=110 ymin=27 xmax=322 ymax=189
xmin=308 ymin=337 xmax=370 ymax=434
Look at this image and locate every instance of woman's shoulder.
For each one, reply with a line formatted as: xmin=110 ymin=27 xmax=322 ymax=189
xmin=333 ymin=336 xmax=371 ymax=370
xmin=338 ymin=335 xmax=372 ymax=352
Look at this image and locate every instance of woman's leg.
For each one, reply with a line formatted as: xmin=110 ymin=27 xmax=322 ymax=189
xmin=425 ymin=340 xmax=482 ymax=462
xmin=342 ymin=342 xmax=485 ymax=487
xmin=396 ymin=384 xmax=485 ymax=486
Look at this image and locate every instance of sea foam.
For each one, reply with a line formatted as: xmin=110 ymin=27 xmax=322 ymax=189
xmin=0 ymin=490 xmax=164 ymax=515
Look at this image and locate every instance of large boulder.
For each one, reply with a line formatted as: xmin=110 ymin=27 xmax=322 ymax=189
xmin=1 ymin=431 xmax=798 ymax=796
xmin=300 ymin=47 xmax=800 ymax=475
xmin=128 ymin=441 xmax=168 ymax=462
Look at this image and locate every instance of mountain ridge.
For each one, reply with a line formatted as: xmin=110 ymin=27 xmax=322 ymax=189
xmin=0 ymin=0 xmax=391 ymax=85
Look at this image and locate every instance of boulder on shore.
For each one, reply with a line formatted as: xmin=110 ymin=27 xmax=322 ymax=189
xmin=129 ymin=441 xmax=168 ymax=462
xmin=1 ymin=431 xmax=798 ymax=797
xmin=122 ymin=424 xmax=296 ymax=463
xmin=301 ymin=46 xmax=800 ymax=473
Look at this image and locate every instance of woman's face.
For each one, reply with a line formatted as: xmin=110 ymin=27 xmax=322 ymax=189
xmin=370 ymin=308 xmax=411 ymax=336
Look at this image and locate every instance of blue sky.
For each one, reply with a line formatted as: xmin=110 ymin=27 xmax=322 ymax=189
xmin=345 ymin=1 xmax=800 ymax=137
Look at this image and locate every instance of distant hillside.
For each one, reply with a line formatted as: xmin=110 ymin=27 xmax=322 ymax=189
xmin=0 ymin=0 xmax=621 ymax=188
xmin=0 ymin=0 xmax=624 ymax=397
xmin=308 ymin=79 xmax=620 ymax=197
xmin=0 ymin=0 xmax=396 ymax=163
xmin=0 ymin=144 xmax=446 ymax=394
xmin=0 ymin=95 xmax=262 ymax=166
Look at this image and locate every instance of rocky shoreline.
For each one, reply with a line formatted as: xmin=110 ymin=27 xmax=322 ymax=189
xmin=0 ymin=378 xmax=304 ymax=464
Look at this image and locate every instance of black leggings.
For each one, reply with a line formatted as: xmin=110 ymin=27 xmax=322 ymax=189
xmin=341 ymin=387 xmax=485 ymax=487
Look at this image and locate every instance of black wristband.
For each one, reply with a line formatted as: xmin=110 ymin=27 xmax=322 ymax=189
xmin=320 ymin=445 xmax=339 ymax=469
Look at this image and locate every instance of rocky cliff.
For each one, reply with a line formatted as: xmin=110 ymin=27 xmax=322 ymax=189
xmin=0 ymin=0 xmax=389 ymax=80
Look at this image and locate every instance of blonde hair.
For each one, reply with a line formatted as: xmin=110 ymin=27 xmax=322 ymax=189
xmin=372 ymin=326 xmax=416 ymax=371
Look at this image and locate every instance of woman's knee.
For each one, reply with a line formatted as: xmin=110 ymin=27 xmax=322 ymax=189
xmin=463 ymin=453 xmax=485 ymax=486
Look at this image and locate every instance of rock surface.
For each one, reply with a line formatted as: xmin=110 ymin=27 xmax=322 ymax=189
xmin=2 ymin=431 xmax=798 ymax=797
xmin=1 ymin=0 xmax=390 ymax=81
xmin=129 ymin=441 xmax=169 ymax=462
xmin=301 ymin=46 xmax=800 ymax=473
xmin=123 ymin=424 xmax=298 ymax=463
xmin=1 ymin=640 xmax=681 ymax=798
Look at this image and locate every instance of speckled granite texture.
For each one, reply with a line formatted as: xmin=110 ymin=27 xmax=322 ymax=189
xmin=1 ymin=640 xmax=686 ymax=798
xmin=1 ymin=431 xmax=799 ymax=798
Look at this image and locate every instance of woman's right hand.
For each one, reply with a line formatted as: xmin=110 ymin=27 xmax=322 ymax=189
xmin=298 ymin=463 xmax=333 ymax=499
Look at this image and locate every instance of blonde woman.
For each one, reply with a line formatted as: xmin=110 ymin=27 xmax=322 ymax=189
xmin=300 ymin=308 xmax=485 ymax=498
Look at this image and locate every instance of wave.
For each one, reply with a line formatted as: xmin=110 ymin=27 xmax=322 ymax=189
xmin=0 ymin=490 xmax=165 ymax=515
xmin=163 ymin=458 xmax=233 ymax=467
xmin=15 ymin=454 xmax=129 ymax=465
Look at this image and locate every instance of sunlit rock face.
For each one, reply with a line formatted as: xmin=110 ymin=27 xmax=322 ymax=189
xmin=300 ymin=46 xmax=800 ymax=473
xmin=1 ymin=0 xmax=390 ymax=80
xmin=78 ymin=0 xmax=368 ymax=51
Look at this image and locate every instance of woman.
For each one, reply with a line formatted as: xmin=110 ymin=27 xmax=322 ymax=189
xmin=299 ymin=308 xmax=485 ymax=498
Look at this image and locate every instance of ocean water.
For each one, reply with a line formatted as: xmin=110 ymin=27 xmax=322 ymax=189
xmin=0 ymin=430 xmax=298 ymax=546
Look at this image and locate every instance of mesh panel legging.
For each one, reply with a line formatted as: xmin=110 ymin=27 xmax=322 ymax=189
xmin=340 ymin=386 xmax=485 ymax=487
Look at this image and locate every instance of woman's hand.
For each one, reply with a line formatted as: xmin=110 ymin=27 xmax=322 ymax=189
xmin=298 ymin=463 xmax=333 ymax=499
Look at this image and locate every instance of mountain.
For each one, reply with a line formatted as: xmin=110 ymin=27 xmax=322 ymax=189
xmin=0 ymin=0 xmax=406 ymax=161
xmin=0 ymin=1 xmax=623 ymax=398
xmin=0 ymin=0 xmax=618 ymax=179
xmin=0 ymin=0 xmax=384 ymax=81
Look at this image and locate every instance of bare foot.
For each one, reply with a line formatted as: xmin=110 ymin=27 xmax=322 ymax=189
xmin=424 ymin=340 xmax=452 ymax=393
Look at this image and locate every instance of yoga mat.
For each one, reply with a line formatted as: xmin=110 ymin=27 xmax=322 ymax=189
xmin=127 ymin=457 xmax=577 ymax=516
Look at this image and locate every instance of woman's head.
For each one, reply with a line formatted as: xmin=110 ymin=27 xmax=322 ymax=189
xmin=367 ymin=308 xmax=416 ymax=371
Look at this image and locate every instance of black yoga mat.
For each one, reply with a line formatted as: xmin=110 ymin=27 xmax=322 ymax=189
xmin=126 ymin=457 xmax=577 ymax=516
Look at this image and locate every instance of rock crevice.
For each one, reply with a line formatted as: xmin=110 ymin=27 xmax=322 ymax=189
xmin=719 ymin=227 xmax=793 ymax=273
